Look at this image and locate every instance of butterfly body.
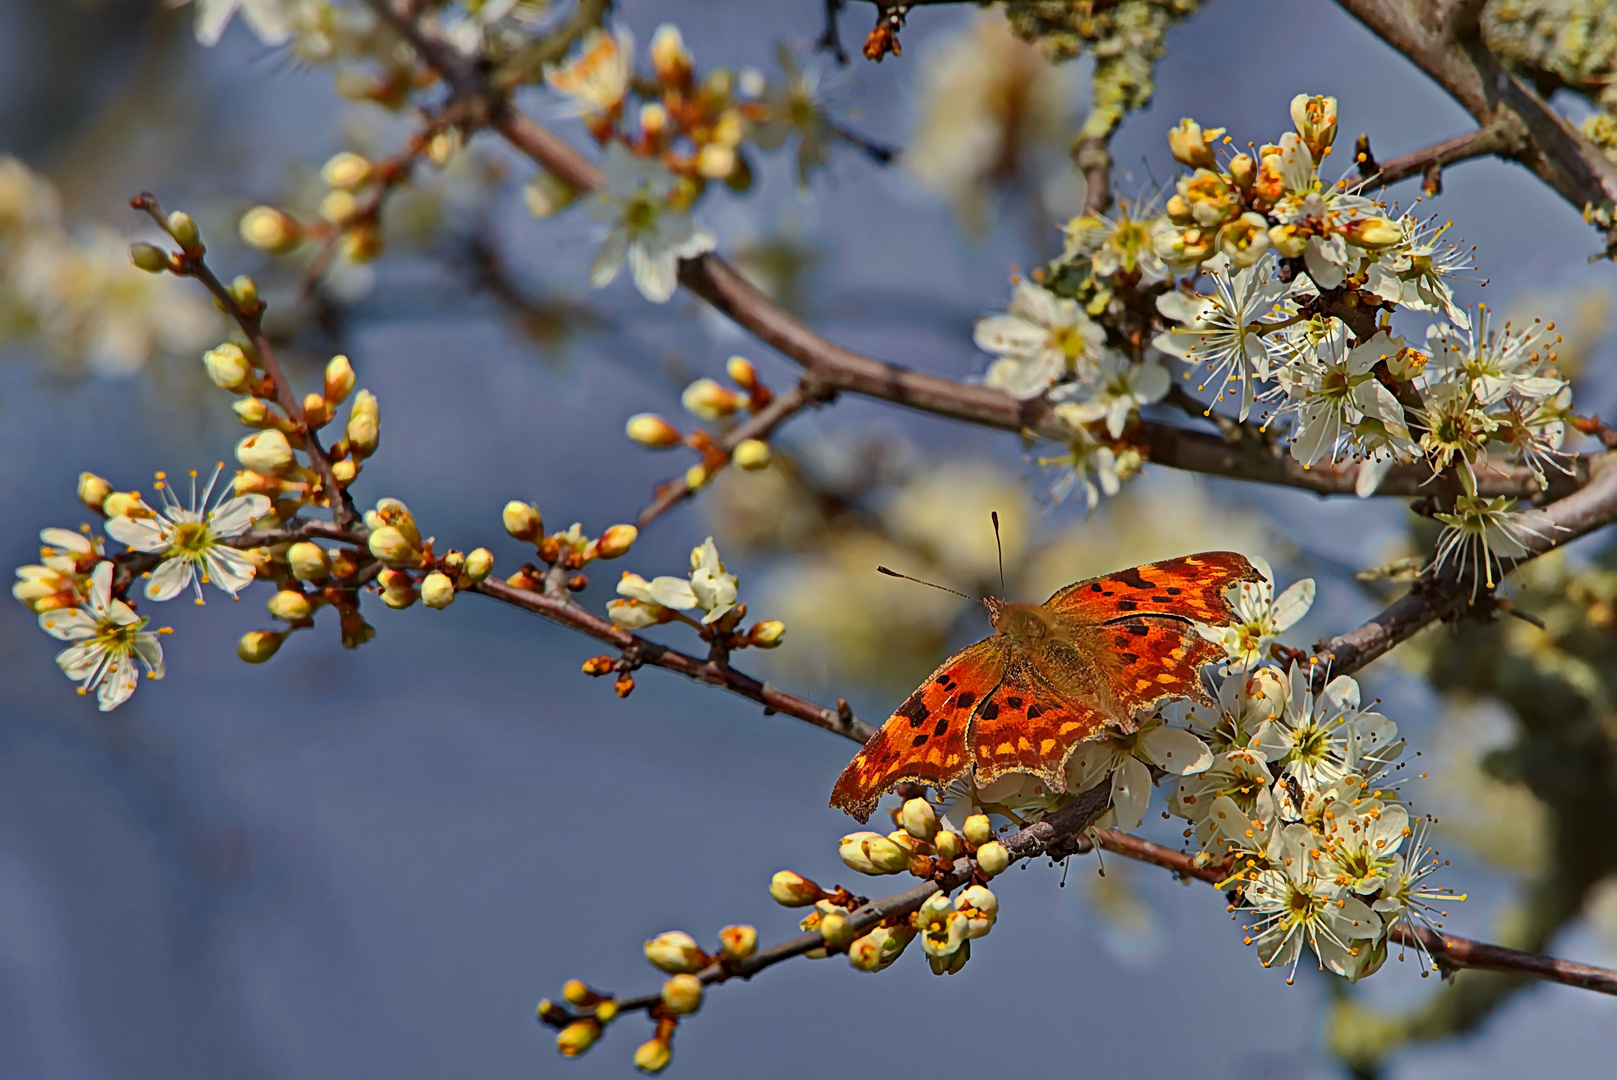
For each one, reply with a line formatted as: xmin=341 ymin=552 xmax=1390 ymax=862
xmin=829 ymin=551 xmax=1261 ymax=822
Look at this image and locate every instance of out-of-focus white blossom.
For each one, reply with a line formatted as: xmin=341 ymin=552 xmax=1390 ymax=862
xmin=1050 ymin=352 xmax=1170 ymax=438
xmin=974 ymin=282 xmax=1106 ymax=399
xmin=586 ymin=143 xmax=714 ymax=303
xmin=171 ymin=0 xmax=292 ymax=47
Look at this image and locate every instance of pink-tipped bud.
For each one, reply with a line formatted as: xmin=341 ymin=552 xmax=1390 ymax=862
xmin=768 ymin=870 xmax=823 ymax=907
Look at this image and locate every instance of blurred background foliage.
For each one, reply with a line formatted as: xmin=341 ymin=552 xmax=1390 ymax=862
xmin=4 ymin=1 xmax=1617 ymax=1077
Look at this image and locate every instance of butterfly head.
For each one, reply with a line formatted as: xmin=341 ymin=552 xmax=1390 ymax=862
xmin=988 ymin=599 xmax=1052 ymax=644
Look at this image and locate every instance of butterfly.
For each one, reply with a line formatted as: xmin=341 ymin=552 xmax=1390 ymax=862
xmin=829 ymin=551 xmax=1262 ymax=822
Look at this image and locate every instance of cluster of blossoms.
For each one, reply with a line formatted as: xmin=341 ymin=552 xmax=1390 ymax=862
xmin=588 ymin=533 xmax=784 ymax=695
xmin=532 ymin=21 xmax=845 ymax=301
xmin=967 ymin=564 xmax=1459 ymax=982
xmin=624 ymin=355 xmax=778 ymax=489
xmin=973 ymin=94 xmax=1581 ymax=576
xmin=0 ymin=156 xmax=215 ymax=375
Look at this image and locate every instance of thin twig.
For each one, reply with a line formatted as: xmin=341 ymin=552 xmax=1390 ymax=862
xmin=130 ymin=193 xmax=358 ymax=531
xmin=1094 ymin=829 xmax=1617 ymax=994
xmin=1355 ymin=118 xmax=1523 ymax=194
xmin=636 ymin=380 xmax=834 ymax=527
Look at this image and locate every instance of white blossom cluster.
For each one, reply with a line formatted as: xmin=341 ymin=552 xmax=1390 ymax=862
xmin=972 ymin=96 xmax=1578 ymax=581
xmin=888 ymin=563 xmax=1461 ymax=984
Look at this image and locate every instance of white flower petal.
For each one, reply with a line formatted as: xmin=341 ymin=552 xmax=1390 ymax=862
xmin=145 ymin=557 xmax=194 ymax=602
xmin=203 ymin=547 xmax=258 ymax=595
xmin=39 ymin=609 xmax=98 ymax=641
xmin=208 ymin=494 xmax=270 ymax=537
xmin=1269 ymin=579 xmax=1315 ymax=632
xmin=1109 ymin=757 xmax=1152 ymax=830
xmin=588 ymin=229 xmax=630 ymax=288
xmin=1140 ymin=726 xmax=1214 ymax=775
xmin=104 ymin=514 xmax=170 ymax=552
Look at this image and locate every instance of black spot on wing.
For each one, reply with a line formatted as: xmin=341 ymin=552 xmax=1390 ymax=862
xmin=979 ymin=700 xmax=1000 ymax=721
xmin=954 ymin=691 xmax=976 ymax=709
xmin=1026 ymin=703 xmax=1044 ymax=719
xmin=1114 ymin=599 xmax=1138 ymax=612
xmin=1166 ymin=586 xmax=1182 ymax=595
xmin=897 ymin=693 xmax=931 ymax=728
xmin=933 ymin=718 xmax=949 ymax=737
xmin=1113 ymin=567 xmax=1154 ymax=590
xmin=910 ymin=734 xmax=928 ymax=747
xmin=1006 ymin=696 xmax=1023 ymax=709
xmin=1119 ymin=652 xmax=1140 ymax=664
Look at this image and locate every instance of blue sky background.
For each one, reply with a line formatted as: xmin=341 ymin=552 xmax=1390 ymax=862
xmin=2 ymin=1 xmax=1616 ymax=1076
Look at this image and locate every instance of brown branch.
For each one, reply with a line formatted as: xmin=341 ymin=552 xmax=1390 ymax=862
xmin=1074 ymin=133 xmax=1113 ymax=216
xmin=475 ymin=576 xmax=874 ymax=742
xmin=1336 ymin=0 xmax=1617 ymax=254
xmin=538 ymin=782 xmax=1115 ymax=1030
xmin=1357 ymin=117 xmax=1523 ymax=194
xmin=636 ymin=380 xmax=835 ymax=527
xmin=1094 ymin=829 xmax=1617 ymax=995
xmin=1310 ymin=451 xmax=1617 ymax=688
xmin=364 ymin=0 xmax=1591 ymax=505
xmin=130 ymin=194 xmax=358 ymax=531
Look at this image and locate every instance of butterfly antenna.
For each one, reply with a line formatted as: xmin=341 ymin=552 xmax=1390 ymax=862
xmin=991 ymin=510 xmax=1005 ymax=599
xmin=876 ymin=566 xmax=975 ymax=602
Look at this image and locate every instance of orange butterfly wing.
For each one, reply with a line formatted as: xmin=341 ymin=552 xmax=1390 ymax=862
xmin=969 ymin=656 xmax=1109 ymax=790
xmin=1045 ymin=552 xmax=1259 ymax=717
xmin=829 ymin=637 xmax=1008 ymax=823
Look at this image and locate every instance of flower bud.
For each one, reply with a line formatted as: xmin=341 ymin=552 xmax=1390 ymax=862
xmin=927 ymin=938 xmax=971 ymax=975
xmin=286 ymin=541 xmax=330 ymax=580
xmin=593 ymin=999 xmax=619 ymax=1023
xmin=1217 ymin=212 xmax=1272 ymax=268
xmin=321 ymin=151 xmax=373 ymax=190
xmin=341 ymin=225 xmax=382 ymax=262
xmin=464 ymin=547 xmax=494 ymax=584
xmin=1342 ymin=216 xmax=1403 ymax=249
xmin=1227 ymin=152 xmax=1256 ymax=190
xmin=561 ymin=979 xmax=592 ymax=1006
xmin=1290 ymin=93 xmax=1338 ymax=158
xmin=1388 ymin=346 xmax=1428 ymax=381
xmin=696 ymin=143 xmax=736 ymax=180
xmin=644 ymin=931 xmax=704 ymax=974
xmin=840 ymin=832 xmax=908 ymax=875
xmin=1167 ymin=118 xmax=1219 ymax=171
xmin=680 ymin=378 xmax=743 ymax=421
xmin=659 ymin=974 xmax=703 ymax=1015
xmin=523 ymin=169 xmax=578 ymax=218
xmin=640 ymin=102 xmax=670 ymax=137
xmin=748 ymin=619 xmax=786 ymax=648
xmin=1267 ymin=223 xmax=1308 ymax=259
xmin=345 ymin=390 xmax=380 ymax=458
xmin=237 ymin=630 xmax=284 ymax=663
xmin=167 ymin=210 xmax=199 ymax=249
xmin=301 ymin=393 xmax=331 ymax=430
xmin=377 ymin=568 xmax=418 ymax=608
xmin=768 ymin=870 xmax=823 ymax=907
xmin=718 ymin=924 xmax=757 ymax=961
xmin=366 ymin=498 xmax=419 ymax=546
xmin=324 ymin=354 xmax=355 ymax=405
xmin=650 ymin=23 xmax=693 ymax=85
xmin=77 ymin=472 xmax=112 ymax=512
xmin=204 ymin=343 xmax=253 ymax=392
xmin=725 ymin=355 xmax=758 ymax=389
xmin=847 ymin=924 xmax=916 ymax=972
xmin=129 ymin=242 xmax=170 ymax=273
xmin=732 ymin=438 xmax=771 ymax=470
xmin=239 ymin=205 xmax=300 ymax=252
xmin=268 ymin=589 xmax=313 ymax=622
xmin=684 ymin=463 xmax=709 ymax=491
xmin=900 ymin=798 xmax=939 ymax=842
xmin=594 ymin=524 xmax=637 ymax=559
xmin=934 ymin=830 xmax=963 ymax=862
xmin=955 ymin=884 xmax=998 ymax=938
xmin=368 ymin=526 xmax=419 ymax=565
xmin=503 ymin=501 xmax=544 ymax=542
xmin=101 ymin=491 xmax=144 ymax=518
xmin=233 ymin=397 xmax=275 ymax=428
xmin=975 ymin=840 xmax=1010 ymax=877
xmin=421 ymin=571 xmax=455 ymax=609
xmin=231 ymin=274 xmax=259 ymax=308
xmin=318 ymin=189 xmax=358 ymax=225
xmin=236 ymin=430 xmax=295 ymax=474
xmin=633 ymin=1038 xmax=672 ymax=1073
xmin=962 ymin=814 xmax=994 ymax=847
xmin=818 ymin=911 xmax=857 ymax=949
xmin=626 ymin=413 xmax=684 ymax=449
xmin=555 ymin=1019 xmax=601 ymax=1057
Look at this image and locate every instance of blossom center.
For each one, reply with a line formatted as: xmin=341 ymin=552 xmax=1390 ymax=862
xmin=168 ymin=520 xmax=215 ymax=557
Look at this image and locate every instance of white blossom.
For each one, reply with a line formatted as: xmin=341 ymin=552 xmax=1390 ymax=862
xmin=1431 ymin=495 xmax=1559 ymax=598
xmin=586 ymin=143 xmax=714 ymax=303
xmin=1063 ymin=715 xmax=1213 ymax=830
xmin=1254 ymin=665 xmax=1402 ymax=799
xmin=1241 ymin=822 xmax=1383 ymax=981
xmin=1197 ymin=555 xmax=1314 ymax=671
xmin=171 ymin=0 xmax=291 ymax=46
xmin=103 ymin=466 xmax=268 ymax=604
xmin=37 ymin=562 xmax=165 ymax=711
xmin=1050 ymin=352 xmax=1170 ymax=438
xmin=974 ymin=282 xmax=1106 ymax=399
xmin=1273 ymin=327 xmax=1411 ymax=468
xmin=1153 ymin=253 xmax=1294 ymax=420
